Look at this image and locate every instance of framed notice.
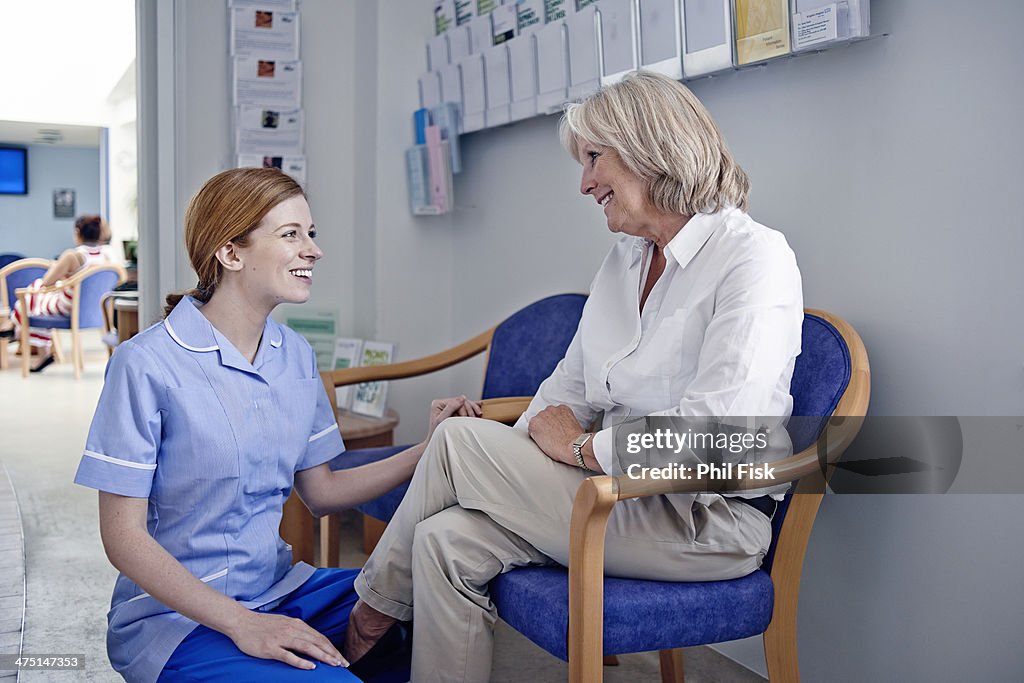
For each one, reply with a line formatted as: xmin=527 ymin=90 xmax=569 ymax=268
xmin=53 ymin=189 xmax=75 ymax=218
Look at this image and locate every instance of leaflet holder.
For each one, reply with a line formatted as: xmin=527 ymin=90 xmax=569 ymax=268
xmin=459 ymin=54 xmax=487 ymax=133
xmin=638 ymin=0 xmax=683 ymax=80
xmin=567 ymin=5 xmax=602 ymax=101
xmin=599 ymin=0 xmax=639 ymax=87
xmin=536 ymin=20 xmax=569 ymax=115
xmin=509 ymin=33 xmax=539 ymax=122
xmin=682 ymin=0 xmax=734 ymax=78
xmin=483 ymin=44 xmax=512 ymax=128
xmin=418 ymin=71 xmax=442 ymax=109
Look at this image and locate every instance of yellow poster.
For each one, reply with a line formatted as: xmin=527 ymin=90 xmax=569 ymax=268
xmin=734 ymin=0 xmax=791 ymax=65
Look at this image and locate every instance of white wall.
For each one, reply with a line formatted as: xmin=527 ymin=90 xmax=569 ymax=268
xmin=148 ymin=0 xmax=1024 ymax=678
xmin=0 ymin=144 xmax=101 ymax=259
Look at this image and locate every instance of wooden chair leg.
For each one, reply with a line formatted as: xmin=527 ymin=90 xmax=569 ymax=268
xmin=51 ymin=330 xmax=65 ymax=363
xmin=71 ymin=326 xmax=82 ymax=379
xmin=0 ymin=337 xmax=8 ymax=369
xmin=19 ymin=298 xmax=30 ymax=378
xmin=362 ymin=515 xmax=387 ymax=555
xmin=659 ymin=648 xmax=684 ymax=683
xmin=764 ymin=614 xmax=800 ymax=682
xmin=602 ymin=655 xmax=620 ymax=667
xmin=280 ymin=491 xmax=314 ymax=566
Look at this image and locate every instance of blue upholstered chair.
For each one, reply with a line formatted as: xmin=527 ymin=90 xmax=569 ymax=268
xmin=13 ymin=262 xmax=126 ymax=378
xmin=0 ymin=253 xmax=26 ymax=270
xmin=0 ymin=257 xmax=52 ymax=370
xmin=490 ymin=309 xmax=870 ymax=682
xmin=318 ymin=293 xmax=589 ymax=563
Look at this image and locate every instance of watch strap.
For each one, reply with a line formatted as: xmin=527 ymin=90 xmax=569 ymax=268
xmin=571 ymin=432 xmax=593 ymax=471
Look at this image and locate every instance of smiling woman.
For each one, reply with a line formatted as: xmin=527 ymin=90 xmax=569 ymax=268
xmin=73 ymin=167 xmax=480 ymax=682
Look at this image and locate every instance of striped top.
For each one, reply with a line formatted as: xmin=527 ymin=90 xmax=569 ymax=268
xmin=74 ymin=296 xmax=345 ymax=683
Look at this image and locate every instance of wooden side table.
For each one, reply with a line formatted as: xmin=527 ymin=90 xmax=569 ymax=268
xmin=280 ymin=408 xmax=399 ymax=566
xmin=113 ymin=295 xmax=139 ymax=343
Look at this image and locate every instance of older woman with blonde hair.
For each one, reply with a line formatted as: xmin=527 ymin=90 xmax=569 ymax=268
xmin=344 ymin=70 xmax=804 ymax=682
xmin=75 ymin=167 xmax=477 ymax=682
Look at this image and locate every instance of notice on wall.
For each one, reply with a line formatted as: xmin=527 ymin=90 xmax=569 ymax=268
xmin=237 ymin=154 xmax=307 ymax=185
xmin=236 ymin=106 xmax=304 ymax=155
xmin=233 ymin=56 xmax=301 ymax=108
xmin=230 ymin=7 xmax=300 ymax=60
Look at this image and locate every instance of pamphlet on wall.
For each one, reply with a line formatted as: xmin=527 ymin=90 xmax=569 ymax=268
xmin=792 ymin=0 xmax=869 ymax=51
xmin=236 ymin=106 xmax=304 ymax=155
xmin=516 ymin=0 xmax=545 ymax=35
xmin=331 ymin=337 xmax=363 ymax=410
xmin=544 ymin=0 xmax=569 ymax=23
xmin=282 ymin=308 xmax=337 ymax=370
xmin=230 ymin=7 xmax=300 ymax=60
xmin=233 ymin=56 xmax=302 ymax=108
xmin=351 ymin=341 xmax=396 ymax=418
xmin=435 ymin=0 xmax=457 ymax=34
xmin=237 ymin=154 xmax=306 ymax=185
xmin=734 ymin=0 xmax=791 ymax=65
xmin=229 ymin=0 xmax=296 ymax=9
xmin=492 ymin=3 xmax=517 ymax=44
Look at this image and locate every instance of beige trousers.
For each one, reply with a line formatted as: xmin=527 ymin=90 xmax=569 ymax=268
xmin=354 ymin=417 xmax=771 ymax=683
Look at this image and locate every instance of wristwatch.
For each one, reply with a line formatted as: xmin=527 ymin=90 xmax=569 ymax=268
xmin=571 ymin=432 xmax=593 ymax=471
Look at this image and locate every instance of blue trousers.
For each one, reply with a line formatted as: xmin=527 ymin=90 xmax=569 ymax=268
xmin=158 ymin=568 xmax=363 ymax=682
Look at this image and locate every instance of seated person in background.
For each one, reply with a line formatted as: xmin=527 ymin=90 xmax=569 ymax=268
xmin=74 ymin=168 xmax=480 ymax=682
xmin=343 ymin=70 xmax=804 ymax=682
xmin=1 ymin=214 xmax=117 ymax=371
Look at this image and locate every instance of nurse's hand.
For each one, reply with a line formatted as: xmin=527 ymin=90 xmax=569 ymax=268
xmin=230 ymin=611 xmax=348 ymax=670
xmin=426 ymin=395 xmax=482 ymax=442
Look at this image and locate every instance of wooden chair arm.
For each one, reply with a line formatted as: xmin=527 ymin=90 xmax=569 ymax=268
xmin=479 ymin=396 xmax=533 ymax=425
xmin=0 ymin=258 xmax=54 ymax=311
xmin=0 ymin=257 xmax=53 ymax=280
xmin=13 ymin=263 xmax=127 ymax=297
xmin=321 ymin=327 xmax=495 ymax=390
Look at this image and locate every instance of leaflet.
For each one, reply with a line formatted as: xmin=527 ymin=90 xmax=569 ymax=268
xmin=237 ymin=154 xmax=306 ymax=185
xmin=233 ymin=56 xmax=301 ymax=108
xmin=236 ymin=106 xmax=304 ymax=155
xmin=230 ymin=8 xmax=299 ymax=60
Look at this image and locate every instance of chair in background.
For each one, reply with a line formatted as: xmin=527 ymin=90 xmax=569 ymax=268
xmin=490 ymin=309 xmax=870 ymax=682
xmin=99 ymin=292 xmax=117 ymax=357
xmin=317 ymin=293 xmax=588 ymax=565
xmin=0 ymin=258 xmax=52 ymax=370
xmin=15 ymin=263 xmax=127 ymax=378
xmin=0 ymin=253 xmax=25 ymax=270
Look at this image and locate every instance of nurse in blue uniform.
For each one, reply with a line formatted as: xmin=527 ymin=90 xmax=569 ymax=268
xmin=75 ymin=168 xmax=477 ymax=682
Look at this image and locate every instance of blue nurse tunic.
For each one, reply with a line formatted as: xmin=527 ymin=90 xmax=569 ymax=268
xmin=75 ymin=297 xmax=348 ymax=682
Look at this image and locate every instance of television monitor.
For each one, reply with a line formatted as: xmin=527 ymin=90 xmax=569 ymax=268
xmin=0 ymin=147 xmax=28 ymax=195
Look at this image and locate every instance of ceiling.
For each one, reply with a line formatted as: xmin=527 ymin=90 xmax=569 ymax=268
xmin=0 ymin=120 xmax=102 ymax=147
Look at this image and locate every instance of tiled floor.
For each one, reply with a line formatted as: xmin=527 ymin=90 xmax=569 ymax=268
xmin=0 ymin=460 xmax=24 ymax=682
xmin=0 ymin=334 xmax=764 ymax=682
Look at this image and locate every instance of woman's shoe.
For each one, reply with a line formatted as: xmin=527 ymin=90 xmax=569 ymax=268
xmin=29 ymin=354 xmax=55 ymax=373
xmin=345 ymin=621 xmax=412 ymax=681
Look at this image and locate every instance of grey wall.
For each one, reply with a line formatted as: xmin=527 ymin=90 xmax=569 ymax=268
xmin=0 ymin=144 xmax=100 ymax=259
xmin=152 ymin=0 xmax=1024 ymax=678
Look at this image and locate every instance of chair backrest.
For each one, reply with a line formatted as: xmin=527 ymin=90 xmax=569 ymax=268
xmin=763 ymin=311 xmax=861 ymax=572
xmin=76 ymin=267 xmax=124 ymax=328
xmin=0 ymin=253 xmax=25 ymax=270
xmin=481 ymin=293 xmax=588 ymax=400
xmin=3 ymin=263 xmax=48 ymax=310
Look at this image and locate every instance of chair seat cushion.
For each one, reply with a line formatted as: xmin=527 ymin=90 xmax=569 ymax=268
xmin=328 ymin=445 xmax=411 ymax=522
xmin=491 ymin=566 xmax=774 ymax=660
xmin=27 ymin=315 xmax=74 ymax=329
